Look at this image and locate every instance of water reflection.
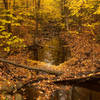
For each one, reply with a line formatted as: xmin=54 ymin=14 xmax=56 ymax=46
xmin=71 ymin=86 xmax=100 ymax=100
xmin=38 ymin=35 xmax=71 ymax=65
xmin=50 ymin=89 xmax=68 ymax=100
xmin=50 ymin=86 xmax=100 ymax=100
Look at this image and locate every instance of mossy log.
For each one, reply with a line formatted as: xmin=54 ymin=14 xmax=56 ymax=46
xmin=0 ymin=58 xmax=63 ymax=75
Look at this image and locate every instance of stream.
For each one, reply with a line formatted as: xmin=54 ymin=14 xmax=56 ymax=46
xmin=38 ymin=35 xmax=70 ymax=65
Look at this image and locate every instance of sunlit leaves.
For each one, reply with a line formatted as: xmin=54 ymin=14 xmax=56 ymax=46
xmin=0 ymin=6 xmax=25 ymax=53
xmin=0 ymin=26 xmax=5 ymax=32
xmin=66 ymin=0 xmax=83 ymax=16
xmin=39 ymin=0 xmax=61 ymax=21
xmin=0 ymin=19 xmax=11 ymax=24
xmin=11 ymin=23 xmax=21 ymax=26
xmin=65 ymin=0 xmax=99 ymax=17
xmin=4 ymin=47 xmax=10 ymax=52
xmin=0 ymin=28 xmax=25 ymax=52
xmin=94 ymin=4 xmax=100 ymax=14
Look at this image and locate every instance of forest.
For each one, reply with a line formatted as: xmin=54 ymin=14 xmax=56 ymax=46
xmin=0 ymin=0 xmax=100 ymax=100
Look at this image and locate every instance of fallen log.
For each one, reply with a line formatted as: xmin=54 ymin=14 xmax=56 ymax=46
xmin=0 ymin=58 xmax=63 ymax=76
xmin=54 ymin=72 xmax=100 ymax=92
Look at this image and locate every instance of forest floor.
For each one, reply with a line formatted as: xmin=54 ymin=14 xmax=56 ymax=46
xmin=0 ymin=32 xmax=100 ymax=99
xmin=58 ymin=32 xmax=100 ymax=79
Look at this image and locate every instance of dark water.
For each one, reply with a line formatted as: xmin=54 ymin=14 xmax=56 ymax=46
xmin=38 ymin=35 xmax=70 ymax=65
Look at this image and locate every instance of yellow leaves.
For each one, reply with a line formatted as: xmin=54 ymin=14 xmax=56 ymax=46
xmin=68 ymin=0 xmax=84 ymax=15
xmin=0 ymin=26 xmax=5 ymax=32
xmin=11 ymin=23 xmax=21 ymax=26
xmin=13 ymin=39 xmax=21 ymax=43
xmin=88 ymin=73 xmax=94 ymax=77
xmin=0 ymin=14 xmax=13 ymax=18
xmin=6 ymin=41 xmax=12 ymax=45
xmin=69 ymin=31 xmax=79 ymax=34
xmin=2 ymin=32 xmax=12 ymax=35
xmin=0 ymin=32 xmax=12 ymax=39
xmin=0 ymin=29 xmax=25 ymax=52
xmin=93 ymin=38 xmax=95 ymax=41
xmin=0 ymin=19 xmax=11 ymax=24
xmin=0 ymin=44 xmax=3 ymax=46
xmin=0 ymin=35 xmax=5 ymax=39
xmin=4 ymin=47 xmax=10 ymax=52
xmin=0 ymin=8 xmax=26 ymax=52
xmin=83 ymin=22 xmax=100 ymax=36
xmin=84 ymin=3 xmax=94 ymax=9
xmin=40 ymin=0 xmax=61 ymax=20
xmin=60 ymin=23 xmax=65 ymax=29
xmin=94 ymin=5 xmax=100 ymax=14
xmin=67 ymin=0 xmax=99 ymax=17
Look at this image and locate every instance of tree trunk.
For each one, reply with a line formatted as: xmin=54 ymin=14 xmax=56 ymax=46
xmin=32 ymin=0 xmax=41 ymax=60
xmin=26 ymin=0 xmax=28 ymax=8
xmin=60 ymin=0 xmax=69 ymax=31
xmin=3 ymin=0 xmax=12 ymax=32
xmin=3 ymin=0 xmax=8 ymax=9
xmin=35 ymin=0 xmax=40 ymax=35
xmin=13 ymin=0 xmax=15 ymax=9
xmin=65 ymin=14 xmax=69 ymax=31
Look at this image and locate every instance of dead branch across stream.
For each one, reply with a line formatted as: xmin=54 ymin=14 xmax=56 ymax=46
xmin=0 ymin=58 xmax=63 ymax=75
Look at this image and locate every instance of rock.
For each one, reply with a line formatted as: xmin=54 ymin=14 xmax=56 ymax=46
xmin=0 ymin=81 xmax=15 ymax=93
xmin=14 ymin=93 xmax=23 ymax=100
xmin=50 ymin=89 xmax=68 ymax=100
